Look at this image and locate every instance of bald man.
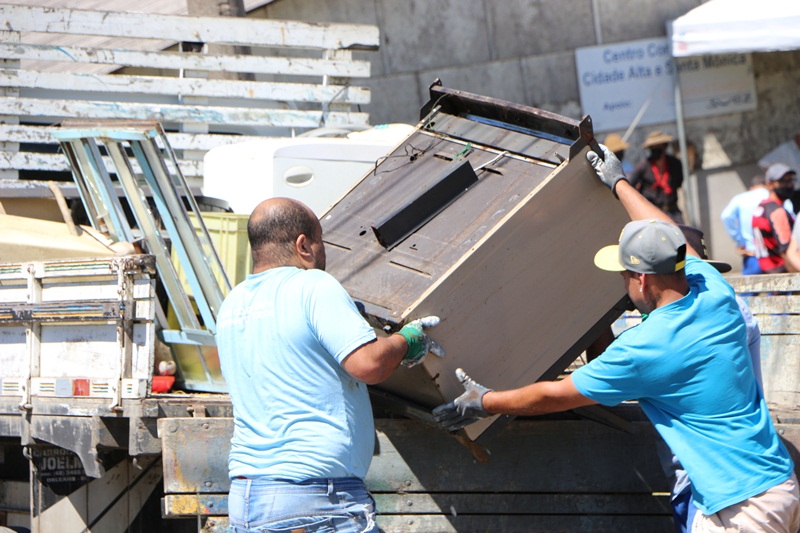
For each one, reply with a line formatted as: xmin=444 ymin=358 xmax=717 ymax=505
xmin=217 ymin=198 xmax=442 ymax=532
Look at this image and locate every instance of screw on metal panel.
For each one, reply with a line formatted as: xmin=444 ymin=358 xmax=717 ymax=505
xmin=202 ymin=423 xmax=209 ymax=430
xmin=406 ymin=500 xmax=413 ymax=506
xmin=780 ymin=429 xmax=786 ymax=435
xmin=405 ymin=480 xmax=412 ymax=487
xmin=204 ymin=481 xmax=213 ymax=487
xmin=407 ymin=519 xmax=414 ymax=525
xmin=207 ymin=501 xmax=214 ymax=508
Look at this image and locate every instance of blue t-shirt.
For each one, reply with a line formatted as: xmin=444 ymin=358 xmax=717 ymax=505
xmin=216 ymin=266 xmax=377 ymax=481
xmin=572 ymin=256 xmax=793 ymax=515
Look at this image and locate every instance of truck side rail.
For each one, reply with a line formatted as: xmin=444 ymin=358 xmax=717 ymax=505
xmin=727 ymin=272 xmax=800 ymax=413
xmin=0 ymin=256 xmax=157 ymax=414
xmin=0 ymin=4 xmax=379 ymax=185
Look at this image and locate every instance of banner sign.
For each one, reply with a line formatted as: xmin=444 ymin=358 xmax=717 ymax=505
xmin=575 ymin=38 xmax=756 ymax=132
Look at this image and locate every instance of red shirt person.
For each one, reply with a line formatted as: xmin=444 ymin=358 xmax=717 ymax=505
xmin=752 ymin=163 xmax=797 ymax=273
xmin=630 ymin=131 xmax=684 ymax=224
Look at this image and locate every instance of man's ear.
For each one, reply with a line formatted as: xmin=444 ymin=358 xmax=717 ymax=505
xmin=639 ymin=273 xmax=648 ymax=292
xmin=295 ymin=234 xmax=314 ymax=263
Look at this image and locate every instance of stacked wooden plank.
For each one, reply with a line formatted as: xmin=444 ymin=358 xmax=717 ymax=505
xmin=727 ymin=274 xmax=800 ymax=409
xmin=0 ymin=4 xmax=379 ymax=186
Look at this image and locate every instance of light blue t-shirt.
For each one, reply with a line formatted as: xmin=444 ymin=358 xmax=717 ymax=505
xmin=720 ymin=188 xmax=768 ymax=252
xmin=572 ymin=256 xmax=793 ymax=515
xmin=216 ymin=266 xmax=377 ymax=481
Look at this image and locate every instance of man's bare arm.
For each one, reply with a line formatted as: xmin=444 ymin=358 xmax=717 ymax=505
xmin=483 ymin=375 xmax=597 ymax=416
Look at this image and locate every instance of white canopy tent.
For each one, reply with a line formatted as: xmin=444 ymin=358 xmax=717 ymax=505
xmin=670 ymin=0 xmax=800 ymax=57
xmin=667 ymin=0 xmax=800 ymax=226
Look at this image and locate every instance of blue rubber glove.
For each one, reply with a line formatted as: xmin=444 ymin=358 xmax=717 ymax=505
xmin=586 ymin=143 xmax=627 ymax=196
xmin=397 ymin=316 xmax=445 ymax=367
xmin=432 ymin=368 xmax=492 ymax=431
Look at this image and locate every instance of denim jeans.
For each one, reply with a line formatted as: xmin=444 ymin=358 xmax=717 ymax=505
xmin=228 ymin=477 xmax=379 ymax=533
xmin=742 ymin=255 xmax=762 ymax=275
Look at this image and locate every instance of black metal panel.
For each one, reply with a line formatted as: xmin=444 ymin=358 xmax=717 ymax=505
xmin=420 ymin=79 xmax=598 ymax=161
xmin=371 ymin=158 xmax=478 ymax=250
xmin=421 ymin=80 xmax=580 ymax=143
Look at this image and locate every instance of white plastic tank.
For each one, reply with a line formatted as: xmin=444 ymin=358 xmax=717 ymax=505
xmin=203 ymin=124 xmax=414 ymax=216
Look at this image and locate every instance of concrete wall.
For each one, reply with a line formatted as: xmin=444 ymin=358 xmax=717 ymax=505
xmin=255 ymin=0 xmax=800 ymax=270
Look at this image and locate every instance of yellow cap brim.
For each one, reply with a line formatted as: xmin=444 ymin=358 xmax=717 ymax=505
xmin=594 ymin=244 xmax=624 ymax=272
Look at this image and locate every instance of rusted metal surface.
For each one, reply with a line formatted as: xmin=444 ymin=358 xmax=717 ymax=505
xmin=162 ymin=494 xmax=228 ymax=517
xmin=0 ymin=300 xmax=125 ymax=323
xmin=159 ymin=417 xmax=233 ymax=493
xmin=156 ymin=415 xmax=674 ymax=531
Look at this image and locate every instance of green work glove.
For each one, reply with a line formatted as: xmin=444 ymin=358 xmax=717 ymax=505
xmin=397 ymin=316 xmax=445 ymax=367
xmin=431 ymin=368 xmax=492 ymax=431
xmin=586 ymin=143 xmax=627 ymax=196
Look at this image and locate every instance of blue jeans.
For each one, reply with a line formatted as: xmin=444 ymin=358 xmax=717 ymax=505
xmin=228 ymin=477 xmax=379 ymax=533
xmin=742 ymin=255 xmax=762 ymax=275
xmin=672 ymin=484 xmax=698 ymax=533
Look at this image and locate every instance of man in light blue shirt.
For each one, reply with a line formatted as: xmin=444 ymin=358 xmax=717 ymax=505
xmin=218 ymin=197 xmax=443 ymax=533
xmin=721 ymin=175 xmax=769 ymax=274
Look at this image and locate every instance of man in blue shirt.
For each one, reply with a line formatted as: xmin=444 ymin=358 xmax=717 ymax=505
xmin=217 ymin=197 xmax=443 ymax=533
xmin=434 ymin=146 xmax=799 ymax=532
xmin=720 ymin=175 xmax=770 ymax=274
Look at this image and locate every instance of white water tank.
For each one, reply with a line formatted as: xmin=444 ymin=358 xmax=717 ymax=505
xmin=202 ymin=124 xmax=414 ymax=216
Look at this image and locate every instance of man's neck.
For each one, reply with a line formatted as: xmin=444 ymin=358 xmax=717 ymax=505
xmin=653 ymin=286 xmax=688 ymax=309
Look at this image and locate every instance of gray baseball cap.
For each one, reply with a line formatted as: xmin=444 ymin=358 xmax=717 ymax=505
xmin=765 ymin=163 xmax=795 ymax=182
xmin=594 ymin=219 xmax=687 ymax=274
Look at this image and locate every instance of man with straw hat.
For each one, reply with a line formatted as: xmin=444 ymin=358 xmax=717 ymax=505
xmin=602 ymin=132 xmax=633 ymax=178
xmin=631 ymin=130 xmax=684 ymax=224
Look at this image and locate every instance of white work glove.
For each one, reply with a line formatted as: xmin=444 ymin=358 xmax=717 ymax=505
xmin=586 ymin=143 xmax=628 ymax=197
xmin=431 ymin=368 xmax=492 ymax=431
xmin=397 ymin=316 xmax=445 ymax=367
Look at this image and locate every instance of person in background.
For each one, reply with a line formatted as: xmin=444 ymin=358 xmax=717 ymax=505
xmin=434 ymin=145 xmax=799 ymax=533
xmin=672 ymin=139 xmax=700 ymax=173
xmin=721 ymin=175 xmax=769 ymax=275
xmin=784 ymin=208 xmax=800 ymax=273
xmin=217 ymin=197 xmax=443 ymax=533
xmin=752 ymin=163 xmax=797 ymax=274
xmin=602 ymin=133 xmax=633 ymax=178
xmin=759 ymin=132 xmax=800 ymax=215
xmin=630 ymin=131 xmax=684 ymax=224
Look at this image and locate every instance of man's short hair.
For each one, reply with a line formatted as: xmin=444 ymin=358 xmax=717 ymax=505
xmin=248 ymin=200 xmax=318 ymax=251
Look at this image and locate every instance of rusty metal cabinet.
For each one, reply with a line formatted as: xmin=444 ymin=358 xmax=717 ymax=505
xmin=322 ymin=82 xmax=631 ymax=441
